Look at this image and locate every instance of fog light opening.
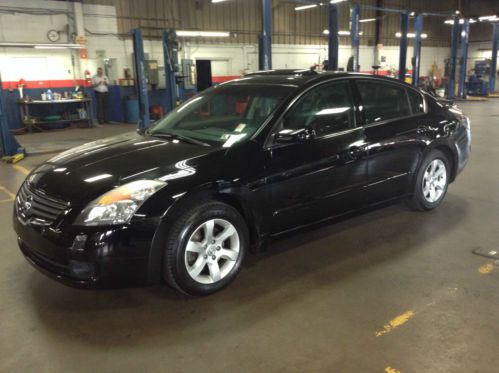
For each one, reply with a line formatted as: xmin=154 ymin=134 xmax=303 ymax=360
xmin=70 ymin=234 xmax=88 ymax=251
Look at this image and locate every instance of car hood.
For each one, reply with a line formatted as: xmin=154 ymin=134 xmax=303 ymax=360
xmin=26 ymin=131 xmax=222 ymax=204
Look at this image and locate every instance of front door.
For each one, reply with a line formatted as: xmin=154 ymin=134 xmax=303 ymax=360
xmin=263 ymin=80 xmax=368 ymax=233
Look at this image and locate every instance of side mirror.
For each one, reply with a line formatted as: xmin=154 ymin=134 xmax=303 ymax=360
xmin=274 ymin=128 xmax=315 ymax=143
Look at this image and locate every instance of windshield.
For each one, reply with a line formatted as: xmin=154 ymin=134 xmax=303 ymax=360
xmin=150 ymin=84 xmax=293 ymax=146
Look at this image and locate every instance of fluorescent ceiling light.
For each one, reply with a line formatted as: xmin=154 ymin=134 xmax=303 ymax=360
xmin=295 ymin=4 xmax=317 ymax=11
xmin=211 ymin=0 xmax=230 ymax=2
xmin=0 ymin=42 xmax=82 ymax=49
xmin=330 ymin=0 xmax=346 ymax=3
xmin=444 ymin=19 xmax=475 ymax=24
xmin=478 ymin=15 xmax=498 ymax=21
xmin=359 ymin=18 xmax=377 ymax=23
xmin=395 ymin=32 xmax=428 ymax=39
xmin=176 ymin=30 xmax=230 ymax=37
xmin=34 ymin=46 xmax=72 ymax=49
xmin=323 ymin=29 xmax=363 ymax=36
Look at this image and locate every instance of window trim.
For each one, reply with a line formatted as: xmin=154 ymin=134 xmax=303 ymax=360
xmin=355 ymin=79 xmax=427 ymax=128
xmin=406 ymin=86 xmax=427 ymax=116
xmin=264 ymin=78 xmax=359 ymax=148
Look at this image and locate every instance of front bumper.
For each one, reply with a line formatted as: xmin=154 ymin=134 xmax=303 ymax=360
xmin=14 ymin=212 xmax=158 ymax=288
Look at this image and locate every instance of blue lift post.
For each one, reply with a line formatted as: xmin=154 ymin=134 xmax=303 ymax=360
xmin=162 ymin=31 xmax=178 ymax=112
xmin=258 ymin=0 xmax=272 ymax=70
xmin=360 ymin=5 xmax=410 ymax=80
xmin=0 ymin=75 xmax=23 ymax=158
xmin=490 ymin=23 xmax=499 ymax=93
xmin=351 ymin=4 xmax=361 ymax=72
xmin=448 ymin=16 xmax=461 ymax=98
xmin=399 ymin=11 xmax=409 ymax=81
xmin=132 ymin=28 xmax=150 ymax=130
xmin=412 ymin=14 xmax=424 ymax=87
xmin=328 ymin=4 xmax=339 ymax=71
xmin=458 ymin=20 xmax=470 ymax=99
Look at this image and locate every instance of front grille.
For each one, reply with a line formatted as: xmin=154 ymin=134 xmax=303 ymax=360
xmin=16 ymin=183 xmax=68 ymax=226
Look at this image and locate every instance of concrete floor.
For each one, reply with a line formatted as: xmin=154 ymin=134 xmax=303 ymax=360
xmin=0 ymin=101 xmax=498 ymax=372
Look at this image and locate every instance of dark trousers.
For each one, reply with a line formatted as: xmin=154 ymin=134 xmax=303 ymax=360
xmin=95 ymin=91 xmax=109 ymax=123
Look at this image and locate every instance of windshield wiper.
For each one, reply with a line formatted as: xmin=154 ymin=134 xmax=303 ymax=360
xmin=149 ymin=131 xmax=211 ymax=147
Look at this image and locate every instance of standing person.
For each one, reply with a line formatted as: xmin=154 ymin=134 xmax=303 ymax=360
xmin=91 ymin=67 xmax=109 ymax=124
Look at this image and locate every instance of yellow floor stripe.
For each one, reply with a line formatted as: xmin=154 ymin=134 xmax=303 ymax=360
xmin=12 ymin=164 xmax=31 ymax=175
xmin=375 ymin=311 xmax=415 ymax=337
xmin=0 ymin=185 xmax=16 ymax=200
xmin=385 ymin=367 xmax=401 ymax=373
xmin=478 ymin=263 xmax=494 ymax=275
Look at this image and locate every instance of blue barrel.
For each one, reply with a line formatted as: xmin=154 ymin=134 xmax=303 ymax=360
xmin=126 ymin=98 xmax=139 ymax=124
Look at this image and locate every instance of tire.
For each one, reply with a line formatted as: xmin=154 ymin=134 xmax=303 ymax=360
xmin=163 ymin=200 xmax=248 ymax=296
xmin=407 ymin=150 xmax=450 ymax=211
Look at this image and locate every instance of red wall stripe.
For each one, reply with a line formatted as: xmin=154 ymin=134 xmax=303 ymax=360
xmin=1 ymin=70 xmax=415 ymax=90
xmin=212 ymin=75 xmax=241 ymax=83
xmin=2 ymin=79 xmax=90 ymax=90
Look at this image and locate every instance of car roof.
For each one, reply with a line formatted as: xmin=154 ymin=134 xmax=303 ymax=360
xmin=226 ymin=70 xmax=418 ymax=91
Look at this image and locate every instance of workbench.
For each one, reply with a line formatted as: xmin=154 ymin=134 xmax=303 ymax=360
xmin=18 ymin=98 xmax=94 ymax=132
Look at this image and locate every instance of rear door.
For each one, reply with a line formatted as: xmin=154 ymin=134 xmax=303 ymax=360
xmin=262 ymin=80 xmax=368 ymax=233
xmin=355 ymin=79 xmax=428 ymax=204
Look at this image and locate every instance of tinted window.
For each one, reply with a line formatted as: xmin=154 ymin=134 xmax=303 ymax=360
xmin=151 ymin=84 xmax=291 ymax=146
xmin=357 ymin=81 xmax=410 ymax=123
xmin=281 ymin=81 xmax=355 ymax=136
xmin=407 ymin=89 xmax=425 ymax=114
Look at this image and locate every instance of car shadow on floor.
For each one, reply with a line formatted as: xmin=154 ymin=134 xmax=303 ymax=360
xmin=26 ymin=194 xmax=469 ymax=349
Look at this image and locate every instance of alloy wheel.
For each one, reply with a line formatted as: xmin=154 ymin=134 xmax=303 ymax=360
xmin=422 ymin=159 xmax=447 ymax=203
xmin=184 ymin=219 xmax=240 ymax=284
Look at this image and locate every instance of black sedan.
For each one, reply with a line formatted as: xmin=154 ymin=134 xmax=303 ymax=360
xmin=13 ymin=71 xmax=471 ymax=295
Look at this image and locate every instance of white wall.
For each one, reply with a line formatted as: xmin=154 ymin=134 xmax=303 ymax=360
xmin=0 ymin=0 xmax=76 ymax=82
xmin=468 ymin=41 xmax=497 ymax=60
xmin=0 ymin=0 xmax=451 ymax=86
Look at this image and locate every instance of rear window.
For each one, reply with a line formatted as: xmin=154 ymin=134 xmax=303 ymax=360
xmin=407 ymin=89 xmax=425 ymax=114
xmin=357 ymin=81 xmax=410 ymax=123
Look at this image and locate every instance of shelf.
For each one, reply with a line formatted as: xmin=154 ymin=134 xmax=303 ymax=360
xmin=18 ymin=99 xmax=91 ymax=105
xmin=22 ymin=118 xmax=91 ymax=125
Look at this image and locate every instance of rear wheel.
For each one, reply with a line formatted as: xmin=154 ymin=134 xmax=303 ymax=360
xmin=408 ymin=150 xmax=450 ymax=211
xmin=163 ymin=201 xmax=248 ymax=296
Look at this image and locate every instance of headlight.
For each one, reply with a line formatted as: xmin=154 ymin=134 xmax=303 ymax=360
xmin=74 ymin=180 xmax=166 ymax=226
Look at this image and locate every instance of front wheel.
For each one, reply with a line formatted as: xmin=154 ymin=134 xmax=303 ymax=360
xmin=163 ymin=201 xmax=248 ymax=296
xmin=408 ymin=150 xmax=450 ymax=211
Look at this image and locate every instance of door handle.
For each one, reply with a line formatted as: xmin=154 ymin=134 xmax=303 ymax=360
xmin=347 ymin=147 xmax=363 ymax=159
xmin=344 ymin=146 xmax=364 ymax=162
xmin=417 ymin=125 xmax=429 ymax=134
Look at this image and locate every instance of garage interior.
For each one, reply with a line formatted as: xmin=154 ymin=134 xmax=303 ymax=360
xmin=0 ymin=0 xmax=498 ymax=372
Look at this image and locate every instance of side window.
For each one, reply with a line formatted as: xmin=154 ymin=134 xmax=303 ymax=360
xmin=357 ymin=81 xmax=411 ymax=123
xmin=407 ymin=89 xmax=425 ymax=114
xmin=280 ymin=81 xmax=355 ymax=137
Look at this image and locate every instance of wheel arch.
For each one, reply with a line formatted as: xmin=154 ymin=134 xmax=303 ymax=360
xmin=431 ymin=143 xmax=458 ymax=183
xmin=146 ymin=182 xmax=264 ymax=285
